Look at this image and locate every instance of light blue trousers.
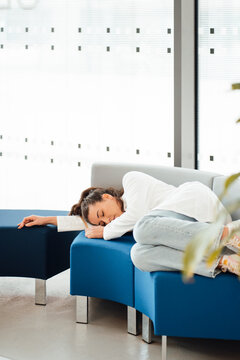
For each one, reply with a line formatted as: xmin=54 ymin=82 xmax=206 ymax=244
xmin=131 ymin=210 xmax=229 ymax=278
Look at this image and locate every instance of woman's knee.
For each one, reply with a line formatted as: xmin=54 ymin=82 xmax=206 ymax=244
xmin=130 ymin=243 xmax=146 ymax=271
xmin=133 ymin=216 xmax=153 ymax=244
xmin=131 ymin=243 xmax=157 ymax=271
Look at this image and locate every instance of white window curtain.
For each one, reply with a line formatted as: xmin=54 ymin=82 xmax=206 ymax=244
xmin=0 ymin=0 xmax=173 ymax=210
xmin=197 ymin=0 xmax=240 ymax=175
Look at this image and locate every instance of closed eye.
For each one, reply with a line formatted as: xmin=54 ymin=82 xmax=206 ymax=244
xmin=99 ymin=211 xmax=105 ymax=226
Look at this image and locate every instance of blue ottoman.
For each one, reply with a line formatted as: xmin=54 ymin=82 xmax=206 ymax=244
xmin=70 ymin=231 xmax=137 ymax=333
xmin=0 ymin=209 xmax=79 ymax=305
xmin=135 ymin=268 xmax=240 ymax=342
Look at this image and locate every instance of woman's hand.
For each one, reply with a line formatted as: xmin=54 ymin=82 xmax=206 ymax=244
xmin=85 ymin=226 xmax=104 ymax=239
xmin=17 ymin=215 xmax=57 ymax=229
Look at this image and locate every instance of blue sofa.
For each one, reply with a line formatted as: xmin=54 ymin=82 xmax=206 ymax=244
xmin=70 ymin=162 xmax=240 ymax=357
xmin=0 ymin=209 xmax=79 ymax=305
xmin=2 ymin=162 xmax=239 ymax=357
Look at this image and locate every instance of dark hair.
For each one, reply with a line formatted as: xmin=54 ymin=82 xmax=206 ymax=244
xmin=69 ymin=186 xmax=124 ymax=225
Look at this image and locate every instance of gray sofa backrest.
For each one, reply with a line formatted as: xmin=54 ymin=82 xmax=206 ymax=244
xmin=91 ymin=162 xmax=240 ymax=221
xmin=91 ymin=162 xmax=219 ymax=188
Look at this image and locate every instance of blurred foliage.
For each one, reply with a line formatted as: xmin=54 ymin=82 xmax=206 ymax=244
xmin=232 ymin=83 xmax=240 ymax=123
xmin=182 ymin=83 xmax=240 ymax=280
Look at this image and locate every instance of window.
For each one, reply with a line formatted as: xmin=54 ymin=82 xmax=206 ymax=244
xmin=197 ymin=0 xmax=240 ymax=174
xmin=0 ymin=0 xmax=174 ymax=209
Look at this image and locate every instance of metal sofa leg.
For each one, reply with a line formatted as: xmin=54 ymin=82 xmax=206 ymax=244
xmin=127 ymin=306 xmax=138 ymax=335
xmin=162 ymin=335 xmax=167 ymax=360
xmin=142 ymin=314 xmax=152 ymax=343
xmin=76 ymin=295 xmax=88 ymax=323
xmin=35 ymin=279 xmax=46 ymax=305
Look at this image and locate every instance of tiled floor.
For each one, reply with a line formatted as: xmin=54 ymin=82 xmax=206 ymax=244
xmin=0 ymin=270 xmax=239 ymax=360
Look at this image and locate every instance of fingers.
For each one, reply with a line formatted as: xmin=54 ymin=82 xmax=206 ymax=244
xmin=17 ymin=216 xmax=36 ymax=229
xmin=85 ymin=229 xmax=94 ymax=238
xmin=25 ymin=221 xmax=36 ymax=227
xmin=85 ymin=230 xmax=91 ymax=238
xmin=85 ymin=226 xmax=104 ymax=239
xmin=18 ymin=220 xmax=27 ymax=229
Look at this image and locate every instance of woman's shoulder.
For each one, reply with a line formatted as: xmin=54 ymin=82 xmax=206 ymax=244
xmin=122 ymin=171 xmax=161 ymax=195
xmin=122 ymin=171 xmax=156 ymax=185
xmin=123 ymin=170 xmax=143 ymax=181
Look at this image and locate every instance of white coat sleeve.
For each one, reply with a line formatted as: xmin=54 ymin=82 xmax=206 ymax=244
xmin=103 ymin=210 xmax=139 ymax=240
xmin=103 ymin=171 xmax=153 ymax=240
xmin=57 ymin=215 xmax=86 ymax=232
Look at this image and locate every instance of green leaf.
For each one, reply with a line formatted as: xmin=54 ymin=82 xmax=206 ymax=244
xmin=183 ymin=199 xmax=240 ymax=280
xmin=222 ymin=172 xmax=240 ymax=197
xmin=224 ymin=200 xmax=240 ymax=215
xmin=236 ymin=118 xmax=240 ymax=124
xmin=182 ymin=222 xmax=222 ymax=280
xmin=206 ymin=247 xmax=223 ymax=268
xmin=232 ymin=83 xmax=240 ymax=90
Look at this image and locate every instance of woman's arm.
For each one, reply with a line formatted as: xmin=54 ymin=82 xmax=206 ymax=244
xmin=103 ymin=211 xmax=138 ymax=240
xmin=17 ymin=215 xmax=57 ymax=229
xmin=57 ymin=215 xmax=86 ymax=232
xmin=18 ymin=214 xmax=86 ymax=232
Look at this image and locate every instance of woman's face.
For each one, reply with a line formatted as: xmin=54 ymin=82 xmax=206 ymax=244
xmin=87 ymin=194 xmax=123 ymax=226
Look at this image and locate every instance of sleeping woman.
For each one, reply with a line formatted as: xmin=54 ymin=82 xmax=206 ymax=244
xmin=17 ymin=171 xmax=240 ymax=277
